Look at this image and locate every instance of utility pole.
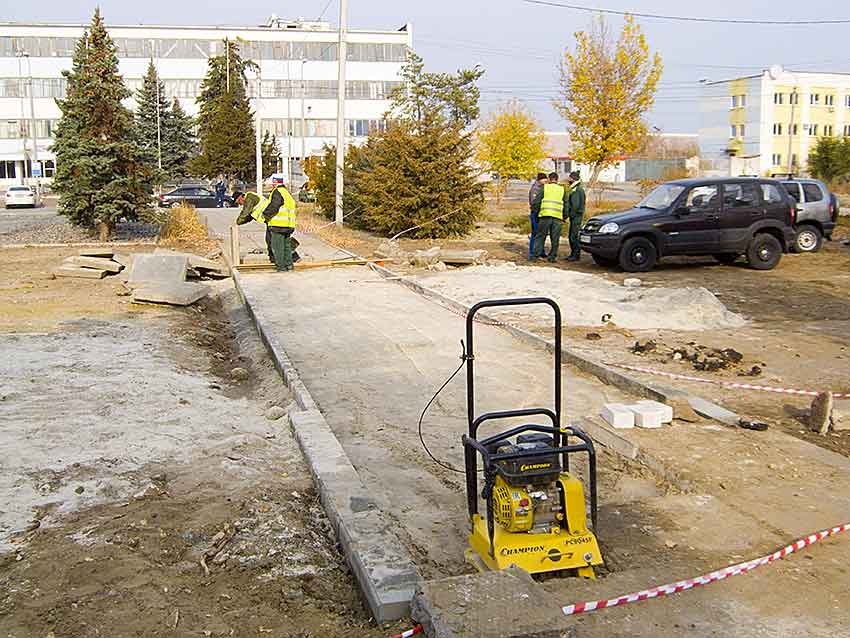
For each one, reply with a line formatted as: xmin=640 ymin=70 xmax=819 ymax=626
xmin=23 ymin=52 xmax=40 ymax=202
xmin=16 ymin=53 xmax=28 ymax=187
xmin=255 ymin=68 xmax=263 ymax=195
xmin=334 ymin=0 xmax=348 ymax=226
xmin=300 ymin=58 xmax=307 ymax=187
xmin=786 ymin=88 xmax=797 ymax=175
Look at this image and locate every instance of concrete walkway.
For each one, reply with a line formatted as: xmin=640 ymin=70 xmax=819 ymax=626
xmin=239 ymin=233 xmax=850 ymax=636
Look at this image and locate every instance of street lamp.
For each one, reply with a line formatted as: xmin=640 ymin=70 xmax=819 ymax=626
xmin=252 ymin=66 xmax=263 ymax=195
xmin=16 ymin=50 xmax=39 ymax=201
xmin=300 ymin=58 xmax=307 ymax=187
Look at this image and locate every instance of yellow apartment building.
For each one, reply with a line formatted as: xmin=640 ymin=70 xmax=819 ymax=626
xmin=699 ymin=66 xmax=850 ymax=176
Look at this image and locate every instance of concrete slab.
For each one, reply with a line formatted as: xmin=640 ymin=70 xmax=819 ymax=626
xmin=412 ymin=568 xmax=576 ymax=638
xmin=635 ymin=400 xmax=673 ymax=424
xmin=65 ymin=256 xmax=122 ymax=273
xmin=77 ymin=247 xmax=114 ymax=258
xmin=438 ymin=249 xmax=488 ymax=265
xmin=131 ymin=282 xmax=210 ymax=306
xmin=53 ymin=266 xmax=107 ymax=279
xmin=627 ymin=402 xmax=666 ymax=429
xmin=127 ymin=254 xmax=188 ymax=287
xmin=832 ymin=398 xmax=850 ymax=431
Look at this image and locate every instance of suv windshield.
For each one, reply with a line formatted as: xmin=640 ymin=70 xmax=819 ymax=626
xmin=637 ymin=184 xmax=686 ymax=210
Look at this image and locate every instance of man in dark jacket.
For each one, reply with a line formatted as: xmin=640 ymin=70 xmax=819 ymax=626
xmin=527 ymin=172 xmax=548 ymax=260
xmin=565 ymin=170 xmax=586 ymax=262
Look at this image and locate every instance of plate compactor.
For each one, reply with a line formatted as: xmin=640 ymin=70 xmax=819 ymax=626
xmin=461 ymin=298 xmax=603 ymax=578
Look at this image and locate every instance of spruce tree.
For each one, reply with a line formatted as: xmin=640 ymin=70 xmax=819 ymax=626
xmin=52 ymin=9 xmax=152 ymax=235
xmin=162 ymin=97 xmax=197 ymax=180
xmin=135 ymin=61 xmax=169 ymax=184
xmin=190 ymin=40 xmax=256 ymax=182
xmin=261 ymin=131 xmax=281 ymax=179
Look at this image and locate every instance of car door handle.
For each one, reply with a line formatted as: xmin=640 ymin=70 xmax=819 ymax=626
xmin=706 ymin=214 xmax=720 ymax=221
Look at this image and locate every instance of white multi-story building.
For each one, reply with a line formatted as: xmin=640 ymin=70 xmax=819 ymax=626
xmin=700 ymin=66 xmax=850 ymax=177
xmin=0 ymin=15 xmax=412 ymax=188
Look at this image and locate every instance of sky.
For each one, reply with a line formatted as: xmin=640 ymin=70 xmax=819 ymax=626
xmin=5 ymin=0 xmax=850 ymax=133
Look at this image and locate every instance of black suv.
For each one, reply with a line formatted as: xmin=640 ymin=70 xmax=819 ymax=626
xmin=580 ymin=178 xmax=797 ymax=272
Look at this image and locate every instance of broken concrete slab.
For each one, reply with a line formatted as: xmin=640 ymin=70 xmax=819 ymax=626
xmin=412 ymin=247 xmax=441 ymax=267
xmin=437 ymin=248 xmax=488 ymax=265
xmin=686 ymin=395 xmax=739 ymax=426
xmin=53 ymin=266 xmax=107 ymax=280
xmin=78 ymin=247 xmax=114 ymax=258
xmin=131 ymin=282 xmax=210 ymax=306
xmin=112 ymin=253 xmax=133 ymax=269
xmin=65 ymin=256 xmax=122 ymax=273
xmin=127 ymin=254 xmax=188 ymax=287
xmin=412 ymin=568 xmax=576 ymax=638
xmin=810 ymin=392 xmax=834 ymax=435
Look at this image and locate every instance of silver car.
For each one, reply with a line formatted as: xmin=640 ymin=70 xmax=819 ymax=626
xmin=781 ymin=179 xmax=838 ymax=253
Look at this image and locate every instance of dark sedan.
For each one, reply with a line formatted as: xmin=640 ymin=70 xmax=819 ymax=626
xmin=158 ymin=186 xmax=234 ymax=208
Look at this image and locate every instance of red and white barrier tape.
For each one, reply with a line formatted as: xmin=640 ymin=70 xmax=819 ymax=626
xmin=607 ymin=362 xmax=850 ymax=399
xmin=562 ymin=522 xmax=850 ymax=616
xmin=391 ymin=625 xmax=423 ymax=638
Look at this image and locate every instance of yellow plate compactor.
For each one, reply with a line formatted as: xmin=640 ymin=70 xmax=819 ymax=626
xmin=461 ymin=298 xmax=603 ymax=578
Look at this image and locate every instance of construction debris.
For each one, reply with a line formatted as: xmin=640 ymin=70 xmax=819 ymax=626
xmin=78 ymin=247 xmax=114 ymax=258
xmin=833 ymin=399 xmax=850 ymax=431
xmin=810 ymin=393 xmax=848 ymax=434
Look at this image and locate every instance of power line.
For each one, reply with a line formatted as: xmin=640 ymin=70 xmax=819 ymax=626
xmin=522 ymin=0 xmax=850 ymax=25
xmin=317 ymin=0 xmax=335 ymax=21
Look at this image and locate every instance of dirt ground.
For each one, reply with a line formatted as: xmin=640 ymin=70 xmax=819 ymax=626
xmin=306 ymin=199 xmax=850 ymax=458
xmin=0 ymin=246 xmax=392 ymax=638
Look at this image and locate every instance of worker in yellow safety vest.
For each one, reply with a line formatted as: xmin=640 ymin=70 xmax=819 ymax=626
xmin=236 ymin=185 xmax=298 ymax=272
xmin=530 ymin=171 xmax=569 ymax=263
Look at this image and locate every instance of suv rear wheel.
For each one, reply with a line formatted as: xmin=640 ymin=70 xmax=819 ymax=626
xmin=746 ymin=233 xmax=782 ymax=270
xmin=619 ymin=236 xmax=657 ymax=272
xmin=792 ymin=224 xmax=823 ymax=253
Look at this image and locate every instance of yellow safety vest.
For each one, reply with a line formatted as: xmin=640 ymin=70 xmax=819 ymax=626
xmin=539 ymin=183 xmax=565 ymax=220
xmin=251 ymin=186 xmax=297 ymax=228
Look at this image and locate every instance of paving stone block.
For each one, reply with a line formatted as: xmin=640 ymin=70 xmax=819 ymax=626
xmin=131 ymin=282 xmax=210 ymax=306
xmin=127 ymin=254 xmax=188 ymax=286
xmin=635 ymin=399 xmax=673 ymax=424
xmin=54 ymin=266 xmax=107 ymax=279
xmin=413 ymin=568 xmax=576 ymax=638
xmin=65 ymin=256 xmax=122 ymax=273
xmin=112 ymin=253 xmax=134 ymax=269
xmin=600 ymin=403 xmax=635 ymax=429
xmin=628 ymin=402 xmax=666 ymax=429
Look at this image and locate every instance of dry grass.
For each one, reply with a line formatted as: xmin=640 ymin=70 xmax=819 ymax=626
xmin=159 ymin=205 xmax=208 ymax=242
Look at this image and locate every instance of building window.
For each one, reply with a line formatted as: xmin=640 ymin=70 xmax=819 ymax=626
xmin=773 ymin=123 xmax=783 ymax=135
xmin=730 ymin=125 xmax=737 ymax=138
xmin=740 ymin=95 xmax=747 ymax=107
xmin=791 ymin=123 xmax=799 ymax=135
xmin=825 ymin=124 xmax=834 ymax=136
xmin=790 ymin=92 xmax=800 ymax=105
xmin=846 ymin=95 xmax=850 ymax=108
xmin=774 ymin=93 xmax=784 ymax=105
xmin=825 ymin=94 xmax=835 ymax=106
xmin=810 ymin=93 xmax=820 ymax=105
xmin=739 ymin=124 xmax=745 ymax=138
xmin=845 ymin=125 xmax=850 ymax=137
xmin=772 ymin=153 xmax=782 ymax=166
xmin=42 ymin=159 xmax=55 ymax=178
xmin=0 ymin=160 xmax=15 ymax=179
xmin=809 ymin=124 xmax=818 ymax=136
xmin=730 ymin=96 xmax=738 ymax=109
xmin=791 ymin=154 xmax=798 ymax=166
xmin=347 ymin=119 xmax=386 ymax=137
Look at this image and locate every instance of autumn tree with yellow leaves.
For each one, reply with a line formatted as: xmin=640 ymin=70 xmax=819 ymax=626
xmin=556 ymin=15 xmax=662 ymax=189
xmin=477 ymin=101 xmax=548 ymax=202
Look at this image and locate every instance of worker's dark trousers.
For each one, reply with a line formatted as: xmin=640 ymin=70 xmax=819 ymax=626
xmin=533 ymin=216 xmax=562 ymax=262
xmin=568 ymin=213 xmax=583 ymax=259
xmin=265 ymin=227 xmax=275 ymax=263
xmin=269 ymin=229 xmax=294 ymax=271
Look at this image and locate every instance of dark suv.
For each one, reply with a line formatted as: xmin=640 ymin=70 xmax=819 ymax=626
xmin=580 ymin=178 xmax=797 ymax=272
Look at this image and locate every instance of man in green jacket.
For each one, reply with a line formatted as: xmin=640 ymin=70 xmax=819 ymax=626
xmin=565 ymin=170 xmax=586 ymax=262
